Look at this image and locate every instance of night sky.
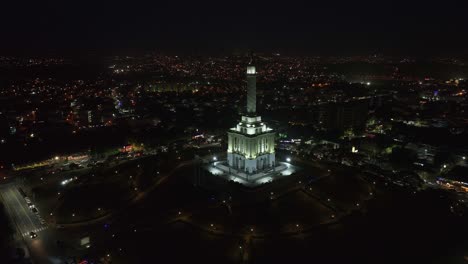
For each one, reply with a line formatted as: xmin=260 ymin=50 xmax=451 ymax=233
xmin=1 ymin=1 xmax=467 ymax=56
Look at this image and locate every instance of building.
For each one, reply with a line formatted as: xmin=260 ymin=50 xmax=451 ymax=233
xmin=317 ymin=99 xmax=369 ymax=132
xmin=227 ymin=66 xmax=276 ymax=173
xmin=208 ymin=66 xmax=295 ymax=186
xmin=145 ymin=82 xmax=197 ymax=93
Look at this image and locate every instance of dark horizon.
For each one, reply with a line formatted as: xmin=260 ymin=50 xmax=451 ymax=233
xmin=1 ymin=1 xmax=468 ymax=57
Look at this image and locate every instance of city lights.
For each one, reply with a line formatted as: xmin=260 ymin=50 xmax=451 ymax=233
xmin=0 ymin=11 xmax=465 ymax=262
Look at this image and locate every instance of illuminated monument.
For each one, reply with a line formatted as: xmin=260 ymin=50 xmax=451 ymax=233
xmin=209 ymin=65 xmax=293 ymax=186
xmin=227 ymin=66 xmax=276 ymax=173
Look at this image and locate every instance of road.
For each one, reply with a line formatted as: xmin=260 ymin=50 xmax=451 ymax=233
xmin=0 ymin=183 xmax=66 ymax=264
xmin=0 ymin=185 xmax=45 ymax=237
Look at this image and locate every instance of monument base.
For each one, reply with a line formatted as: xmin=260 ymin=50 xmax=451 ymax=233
xmin=205 ymin=161 xmax=297 ymax=187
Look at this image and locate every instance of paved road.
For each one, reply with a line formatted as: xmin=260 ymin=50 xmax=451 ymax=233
xmin=0 ymin=183 xmax=57 ymax=263
xmin=0 ymin=185 xmax=46 ymax=237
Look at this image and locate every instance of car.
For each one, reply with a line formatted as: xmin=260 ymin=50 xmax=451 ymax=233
xmin=31 ymin=208 xmax=38 ymax=214
xmin=27 ymin=202 xmax=35 ymax=209
xmin=29 ymin=232 xmax=37 ymax=239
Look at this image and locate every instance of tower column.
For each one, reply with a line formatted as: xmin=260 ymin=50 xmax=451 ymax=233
xmin=223 ymin=64 xmax=277 ymax=183
xmin=246 ymin=66 xmax=256 ymax=114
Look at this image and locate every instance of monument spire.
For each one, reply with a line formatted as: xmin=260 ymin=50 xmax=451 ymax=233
xmin=246 ymin=65 xmax=256 ymax=115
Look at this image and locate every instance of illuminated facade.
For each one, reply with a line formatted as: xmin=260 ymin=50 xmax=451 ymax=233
xmin=227 ymin=66 xmax=276 ymax=173
xmin=206 ymin=65 xmax=295 ymax=186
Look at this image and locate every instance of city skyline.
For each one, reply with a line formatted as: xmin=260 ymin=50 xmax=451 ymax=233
xmin=0 ymin=1 xmax=467 ymax=263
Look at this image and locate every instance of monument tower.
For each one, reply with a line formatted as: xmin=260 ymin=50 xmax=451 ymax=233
xmin=227 ymin=66 xmax=276 ymax=174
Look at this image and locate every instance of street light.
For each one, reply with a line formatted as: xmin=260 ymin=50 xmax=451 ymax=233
xmin=213 ymin=156 xmax=217 ymax=161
